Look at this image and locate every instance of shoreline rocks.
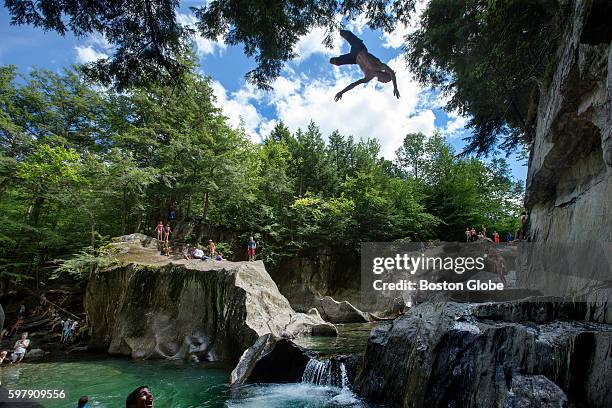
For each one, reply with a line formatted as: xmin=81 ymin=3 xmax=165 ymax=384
xmin=353 ymin=299 xmax=612 ymax=408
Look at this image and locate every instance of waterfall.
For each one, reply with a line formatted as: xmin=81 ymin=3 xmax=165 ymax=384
xmin=302 ymin=358 xmax=349 ymax=388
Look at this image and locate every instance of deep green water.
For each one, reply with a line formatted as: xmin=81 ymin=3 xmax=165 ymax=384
xmin=0 ymin=324 xmax=378 ymax=407
xmin=293 ymin=323 xmax=379 ymax=358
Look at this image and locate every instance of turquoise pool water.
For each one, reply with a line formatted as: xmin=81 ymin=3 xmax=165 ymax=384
xmin=0 ymin=324 xmax=378 ymax=407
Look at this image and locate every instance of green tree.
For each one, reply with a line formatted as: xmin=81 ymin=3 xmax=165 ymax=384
xmin=406 ymin=0 xmax=567 ymax=155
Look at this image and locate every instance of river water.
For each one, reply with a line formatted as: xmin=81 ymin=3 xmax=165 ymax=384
xmin=0 ymin=323 xmax=380 ymax=407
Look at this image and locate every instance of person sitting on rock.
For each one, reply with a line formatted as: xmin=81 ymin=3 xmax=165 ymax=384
xmin=192 ymin=247 xmax=204 ymax=260
xmin=215 ymin=252 xmax=223 ymax=261
xmin=126 ymin=385 xmax=154 ymax=408
xmin=10 ymin=332 xmax=30 ymax=364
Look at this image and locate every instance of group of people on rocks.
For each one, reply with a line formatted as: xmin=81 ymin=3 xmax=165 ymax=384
xmin=464 ymin=211 xmax=528 ymax=244
xmin=187 ymin=239 xmax=224 ymax=261
xmin=155 ymin=203 xmax=260 ymax=261
xmin=0 ymin=297 xmax=84 ymax=365
xmin=465 ymin=226 xmax=496 ymax=242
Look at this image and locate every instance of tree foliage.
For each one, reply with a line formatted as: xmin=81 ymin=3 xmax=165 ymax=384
xmin=405 ymin=0 xmax=568 ymax=155
xmin=5 ymin=0 xmax=415 ymax=89
xmin=0 ymin=65 xmax=523 ymax=288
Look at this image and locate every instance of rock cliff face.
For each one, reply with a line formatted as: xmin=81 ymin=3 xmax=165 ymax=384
xmin=526 ymin=0 xmax=612 ymax=242
xmin=354 ymin=300 xmax=612 ymax=408
xmin=85 ymin=234 xmax=335 ymax=361
xmin=270 ymin=253 xmax=361 ymax=312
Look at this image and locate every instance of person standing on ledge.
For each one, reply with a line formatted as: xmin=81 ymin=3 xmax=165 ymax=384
xmin=247 ymin=236 xmax=257 ymax=261
xmin=330 ymin=29 xmax=400 ymax=101
xmin=164 ymin=223 xmax=171 ymax=243
xmin=208 ymin=239 xmax=216 ymax=258
xmin=155 ymin=221 xmax=163 ymax=241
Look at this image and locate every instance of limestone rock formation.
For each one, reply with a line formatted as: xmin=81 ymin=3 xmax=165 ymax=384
xmin=315 ymin=296 xmax=371 ymax=323
xmin=85 ymin=235 xmax=336 ymax=362
xmin=354 ymin=300 xmax=612 ymax=408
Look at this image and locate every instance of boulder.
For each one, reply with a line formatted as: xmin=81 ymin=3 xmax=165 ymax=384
xmin=111 ymin=233 xmax=160 ymax=249
xmin=230 ymin=334 xmax=315 ymax=385
xmin=354 ymin=300 xmax=612 ymax=408
xmin=23 ymin=348 xmax=45 ymax=361
xmin=315 ymin=296 xmax=370 ymax=323
xmin=504 ymin=374 xmax=569 ymax=408
xmin=85 ymin=236 xmax=336 ymax=362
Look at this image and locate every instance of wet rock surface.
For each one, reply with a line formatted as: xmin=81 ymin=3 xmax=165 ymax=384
xmin=354 ymin=300 xmax=612 ymax=408
xmin=230 ymin=334 xmax=315 ymax=385
xmin=85 ymin=235 xmax=336 ymax=362
xmin=231 ymin=333 xmax=363 ymax=389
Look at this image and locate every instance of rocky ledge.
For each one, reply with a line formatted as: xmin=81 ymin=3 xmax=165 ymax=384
xmin=85 ymin=234 xmax=336 ymax=362
xmin=354 ymin=299 xmax=612 ymax=408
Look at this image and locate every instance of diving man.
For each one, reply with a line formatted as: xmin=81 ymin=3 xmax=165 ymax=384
xmin=330 ymin=30 xmax=400 ymax=101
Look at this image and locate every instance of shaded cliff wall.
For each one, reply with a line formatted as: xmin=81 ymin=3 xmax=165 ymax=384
xmin=526 ymin=0 xmax=612 ymax=242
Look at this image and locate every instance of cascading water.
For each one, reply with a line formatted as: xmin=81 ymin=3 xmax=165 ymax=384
xmin=302 ymin=358 xmax=350 ymax=388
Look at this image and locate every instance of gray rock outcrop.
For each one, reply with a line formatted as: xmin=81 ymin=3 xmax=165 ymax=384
xmin=315 ymin=296 xmax=370 ymax=323
xmin=526 ymin=0 xmax=612 ymax=242
xmin=354 ymin=300 xmax=612 ymax=408
xmin=230 ymin=333 xmax=315 ymax=385
xmin=85 ymin=236 xmax=336 ymax=362
xmin=23 ymin=348 xmax=45 ymax=361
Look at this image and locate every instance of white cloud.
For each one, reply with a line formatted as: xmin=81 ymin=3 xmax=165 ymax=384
xmin=442 ymin=111 xmax=469 ymax=137
xmin=381 ymin=0 xmax=428 ymax=49
xmin=262 ymin=55 xmax=436 ymax=158
xmin=345 ymin=14 xmax=369 ymax=34
xmin=74 ymin=45 xmax=108 ymax=63
xmin=210 ymin=80 xmax=263 ymax=142
xmin=209 ymin=47 xmax=440 ymax=160
xmin=176 ymin=13 xmax=226 ymax=57
xmin=294 ymin=27 xmax=341 ymax=62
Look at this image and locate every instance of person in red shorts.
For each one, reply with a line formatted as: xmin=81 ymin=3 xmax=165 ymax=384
xmin=493 ymin=231 xmax=500 ymax=244
xmin=247 ymin=237 xmax=257 ymax=261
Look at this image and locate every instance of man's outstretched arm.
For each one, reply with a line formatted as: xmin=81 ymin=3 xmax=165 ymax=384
xmin=390 ymin=70 xmax=400 ymax=99
xmin=335 ymin=77 xmax=371 ymax=101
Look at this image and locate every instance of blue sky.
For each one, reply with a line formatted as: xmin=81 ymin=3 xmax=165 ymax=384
xmin=0 ymin=3 xmax=527 ymax=182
